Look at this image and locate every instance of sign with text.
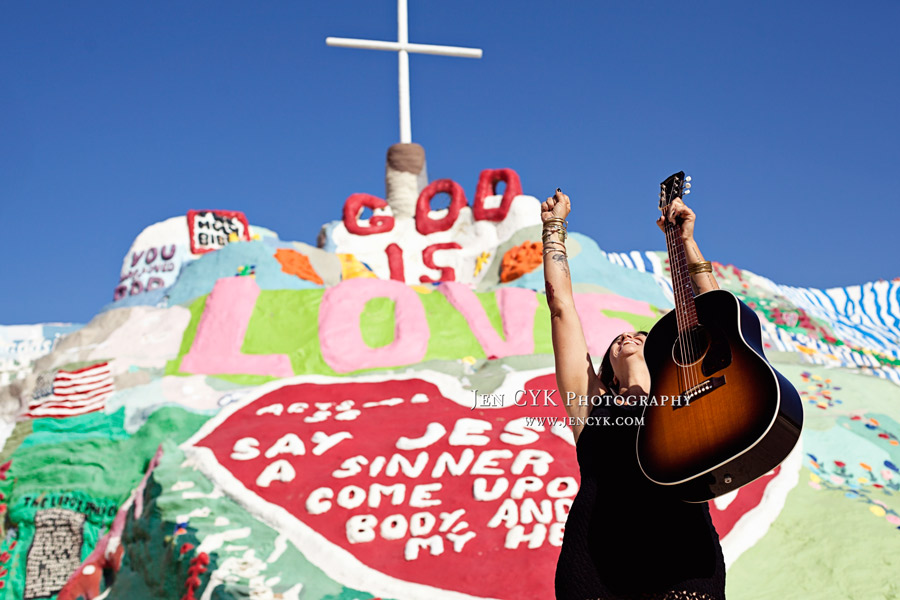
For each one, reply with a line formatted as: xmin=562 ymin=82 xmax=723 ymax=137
xmin=185 ymin=372 xmax=578 ymax=600
xmin=187 ymin=210 xmax=250 ymax=255
xmin=24 ymin=509 xmax=86 ymax=599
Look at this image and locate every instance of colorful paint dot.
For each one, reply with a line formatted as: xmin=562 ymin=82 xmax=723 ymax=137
xmin=809 ymin=473 xmax=822 ymax=484
xmin=860 ymin=462 xmax=872 ymax=471
xmin=870 ymin=505 xmax=887 ymax=517
xmin=887 ymin=515 xmax=900 ymax=525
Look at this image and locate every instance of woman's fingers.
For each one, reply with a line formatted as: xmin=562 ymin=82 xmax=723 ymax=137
xmin=656 ymin=215 xmax=666 ymax=232
xmin=666 ymin=198 xmax=694 ymax=223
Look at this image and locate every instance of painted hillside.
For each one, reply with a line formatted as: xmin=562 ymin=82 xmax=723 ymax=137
xmin=1 ymin=143 xmax=898 ymax=600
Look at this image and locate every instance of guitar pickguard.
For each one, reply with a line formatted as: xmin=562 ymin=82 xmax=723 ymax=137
xmin=701 ymin=324 xmax=732 ymax=376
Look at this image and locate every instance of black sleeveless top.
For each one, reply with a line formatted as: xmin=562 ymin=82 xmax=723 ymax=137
xmin=555 ymin=401 xmax=726 ymax=600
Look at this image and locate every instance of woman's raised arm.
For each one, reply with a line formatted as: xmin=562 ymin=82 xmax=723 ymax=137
xmin=542 ymin=190 xmax=603 ymax=443
xmin=657 ymin=196 xmax=720 ymax=295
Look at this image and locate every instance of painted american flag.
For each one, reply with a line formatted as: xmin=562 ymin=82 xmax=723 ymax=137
xmin=27 ymin=362 xmax=114 ymax=418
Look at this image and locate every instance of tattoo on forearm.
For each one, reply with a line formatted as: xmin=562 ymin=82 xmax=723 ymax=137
xmin=545 ymin=281 xmax=555 ymax=303
xmin=551 ymin=252 xmax=570 ymax=277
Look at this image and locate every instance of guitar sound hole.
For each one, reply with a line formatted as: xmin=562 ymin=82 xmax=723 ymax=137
xmin=671 ymin=325 xmax=710 ymax=367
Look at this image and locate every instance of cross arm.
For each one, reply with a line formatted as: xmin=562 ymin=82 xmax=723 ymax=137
xmin=326 ymin=37 xmax=482 ymax=59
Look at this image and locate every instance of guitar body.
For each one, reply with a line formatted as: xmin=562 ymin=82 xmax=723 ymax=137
xmin=636 ymin=289 xmax=803 ymax=502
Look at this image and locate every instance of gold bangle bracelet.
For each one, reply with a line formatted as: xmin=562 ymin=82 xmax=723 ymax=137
xmin=687 ymin=261 xmax=713 ymax=275
xmin=542 ymin=227 xmax=567 ymax=243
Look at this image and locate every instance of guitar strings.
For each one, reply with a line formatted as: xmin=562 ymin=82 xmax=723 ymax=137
xmin=665 ymin=180 xmax=706 ymax=400
xmin=663 ymin=187 xmax=694 ymax=398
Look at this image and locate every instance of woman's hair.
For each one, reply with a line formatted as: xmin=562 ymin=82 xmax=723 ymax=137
xmin=598 ymin=331 xmax=648 ymax=394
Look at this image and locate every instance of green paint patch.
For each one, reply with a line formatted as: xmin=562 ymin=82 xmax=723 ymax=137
xmin=477 ymin=292 xmax=505 ymax=339
xmin=20 ymin=408 xmax=130 ymax=449
xmin=420 ymin=290 xmax=486 ymax=361
xmin=116 ymin=440 xmax=389 ymax=600
xmin=1 ymin=490 xmax=121 ymax=600
xmin=727 ymin=467 xmax=900 ymax=600
xmin=0 ymin=408 xmax=210 ymax=600
xmin=165 ymin=295 xmax=208 ymax=376
xmin=360 ymin=297 xmax=396 ymax=348
xmin=534 ymin=293 xmax=553 ymax=355
xmin=244 ymin=289 xmax=336 ymax=376
xmin=2 ymin=406 xmax=207 ymax=504
xmin=602 ymin=309 xmax=660 ymax=333
xmin=208 ymin=373 xmax=280 ymax=386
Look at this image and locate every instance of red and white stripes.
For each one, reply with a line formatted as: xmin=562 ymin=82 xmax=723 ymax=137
xmin=27 ymin=362 xmax=114 ymax=418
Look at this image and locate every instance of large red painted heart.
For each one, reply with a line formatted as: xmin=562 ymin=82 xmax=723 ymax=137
xmin=185 ymin=371 xmax=795 ymax=598
xmin=186 ymin=372 xmax=578 ymax=599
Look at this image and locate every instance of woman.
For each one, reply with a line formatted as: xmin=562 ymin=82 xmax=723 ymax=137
xmin=542 ymin=188 xmax=726 ymax=600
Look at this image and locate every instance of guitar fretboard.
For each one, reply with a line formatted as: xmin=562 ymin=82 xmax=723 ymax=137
xmin=662 ymin=202 xmax=699 ymax=334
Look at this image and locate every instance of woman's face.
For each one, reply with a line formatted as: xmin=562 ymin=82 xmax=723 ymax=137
xmin=609 ymin=331 xmax=648 ymax=372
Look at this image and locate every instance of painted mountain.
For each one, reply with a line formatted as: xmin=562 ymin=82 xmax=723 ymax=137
xmin=1 ymin=144 xmax=898 ymax=600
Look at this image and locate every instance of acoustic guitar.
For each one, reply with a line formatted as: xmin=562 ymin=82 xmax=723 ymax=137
xmin=636 ymin=171 xmax=803 ymax=502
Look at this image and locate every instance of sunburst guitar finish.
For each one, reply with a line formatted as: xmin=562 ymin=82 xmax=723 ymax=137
xmin=637 ymin=290 xmax=803 ymax=501
xmin=635 ymin=171 xmax=803 ymax=502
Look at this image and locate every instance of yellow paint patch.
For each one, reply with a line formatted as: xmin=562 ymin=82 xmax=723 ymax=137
xmin=337 ymin=253 xmax=377 ymax=280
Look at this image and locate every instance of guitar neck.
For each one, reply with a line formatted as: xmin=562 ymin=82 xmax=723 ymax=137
xmin=663 ymin=211 xmax=700 ymax=334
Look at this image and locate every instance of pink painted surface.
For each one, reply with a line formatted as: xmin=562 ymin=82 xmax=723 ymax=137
xmin=439 ymin=282 xmax=537 ymax=359
xmin=180 ymin=277 xmax=294 ymax=377
xmin=318 ymin=279 xmax=429 ymax=373
xmin=573 ymin=293 xmax=654 ymax=356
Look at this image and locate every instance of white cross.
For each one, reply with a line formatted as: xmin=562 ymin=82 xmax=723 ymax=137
xmin=326 ymin=0 xmax=482 ymax=144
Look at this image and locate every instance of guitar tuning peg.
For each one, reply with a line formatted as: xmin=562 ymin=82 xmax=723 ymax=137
xmin=683 ymin=189 xmax=691 ymax=195
xmin=685 ymin=176 xmax=692 ymax=182
xmin=684 ymin=182 xmax=691 ymax=189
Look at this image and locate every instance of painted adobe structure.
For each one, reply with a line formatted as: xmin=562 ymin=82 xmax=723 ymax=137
xmin=1 ymin=144 xmax=899 ymax=599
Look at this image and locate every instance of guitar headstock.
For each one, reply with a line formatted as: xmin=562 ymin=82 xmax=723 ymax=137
xmin=659 ymin=171 xmax=691 ymax=211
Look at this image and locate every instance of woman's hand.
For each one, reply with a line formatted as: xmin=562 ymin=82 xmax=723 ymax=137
xmin=541 ymin=188 xmax=570 ymax=223
xmin=656 ymin=197 xmax=696 ymax=242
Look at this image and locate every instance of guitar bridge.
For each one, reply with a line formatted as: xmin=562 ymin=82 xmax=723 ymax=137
xmin=675 ymin=376 xmax=726 ymax=409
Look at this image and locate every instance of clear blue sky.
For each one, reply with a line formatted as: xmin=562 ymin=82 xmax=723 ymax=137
xmin=2 ymin=1 xmax=898 ymax=325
